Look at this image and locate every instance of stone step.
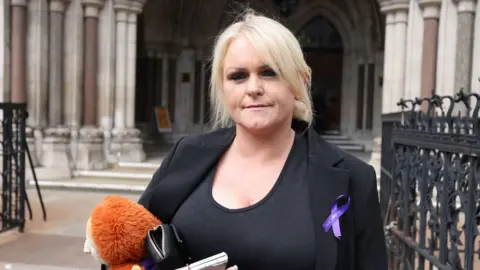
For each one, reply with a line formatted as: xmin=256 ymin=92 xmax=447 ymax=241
xmin=321 ymin=134 xmax=366 ymax=152
xmin=116 ymin=161 xmax=162 ymax=170
xmin=337 ymin=145 xmax=365 ymax=151
xmin=72 ymin=169 xmax=153 ymax=180
xmin=28 ymin=177 xmax=148 ymax=194
xmin=321 ymin=134 xmax=350 ymax=141
xmin=326 ymin=139 xmax=361 ymax=145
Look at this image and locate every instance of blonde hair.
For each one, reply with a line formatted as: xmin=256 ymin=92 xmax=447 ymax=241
xmin=208 ymin=9 xmax=314 ymax=129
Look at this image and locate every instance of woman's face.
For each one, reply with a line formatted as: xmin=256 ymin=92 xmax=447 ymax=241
xmin=222 ymin=36 xmax=295 ymax=134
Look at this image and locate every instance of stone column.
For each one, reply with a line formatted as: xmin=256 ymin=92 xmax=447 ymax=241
xmin=173 ymin=48 xmax=196 ymax=140
xmin=454 ymin=0 xmax=477 ymax=92
xmin=1 ymin=0 xmax=11 ymax=103
xmin=41 ymin=0 xmax=71 ymax=169
xmin=375 ymin=1 xmax=408 ymax=176
xmin=161 ymin=52 xmax=169 ymax=108
xmin=113 ymin=0 xmax=128 ymax=130
xmin=110 ymin=0 xmax=146 ymax=162
xmin=419 ymin=0 xmax=441 ymax=111
xmin=199 ymin=57 xmax=207 ymax=127
xmin=11 ymin=0 xmax=28 ymax=104
xmin=154 ymin=51 xmax=163 ymax=107
xmin=82 ymin=0 xmax=102 ymax=126
xmin=48 ymin=0 xmax=68 ymax=126
xmin=63 ymin=0 xmax=83 ymax=129
xmin=75 ymin=0 xmax=107 ymax=170
xmin=10 ymin=0 xmax=41 ymax=166
xmin=380 ymin=3 xmax=396 ymax=114
xmin=125 ymin=2 xmax=142 ymax=129
xmin=391 ymin=3 xmax=409 ymax=112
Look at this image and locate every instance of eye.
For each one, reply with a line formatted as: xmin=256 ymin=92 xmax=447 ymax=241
xmin=261 ymin=68 xmax=277 ymax=77
xmin=227 ymin=71 xmax=248 ymax=81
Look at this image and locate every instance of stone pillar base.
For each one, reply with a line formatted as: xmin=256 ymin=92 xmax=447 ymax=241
xmin=110 ymin=128 xmax=146 ymax=162
xmin=25 ymin=126 xmax=40 ymax=167
xmin=41 ymin=127 xmax=71 ymax=169
xmin=75 ymin=126 xmax=107 ymax=170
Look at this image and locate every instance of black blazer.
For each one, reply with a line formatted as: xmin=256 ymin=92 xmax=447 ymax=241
xmin=138 ymin=126 xmax=388 ymax=270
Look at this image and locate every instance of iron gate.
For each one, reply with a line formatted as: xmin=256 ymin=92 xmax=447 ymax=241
xmin=381 ymin=91 xmax=480 ymax=269
xmin=0 ymin=103 xmax=27 ymax=233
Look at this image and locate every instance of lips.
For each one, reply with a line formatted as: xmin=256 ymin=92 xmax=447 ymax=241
xmin=245 ymin=104 xmax=270 ymax=108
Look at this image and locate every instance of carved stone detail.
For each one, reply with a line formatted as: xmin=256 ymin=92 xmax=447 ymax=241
xmin=75 ymin=126 xmax=107 ymax=170
xmin=41 ymin=126 xmax=71 ymax=168
xmin=110 ymin=128 xmax=146 ymax=162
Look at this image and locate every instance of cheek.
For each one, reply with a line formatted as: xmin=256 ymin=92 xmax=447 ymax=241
xmin=223 ymin=86 xmax=244 ymax=108
xmin=275 ymin=89 xmax=296 ymax=111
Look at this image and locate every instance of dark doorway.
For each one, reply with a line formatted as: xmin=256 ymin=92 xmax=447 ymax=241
xmin=297 ymin=16 xmax=343 ymax=134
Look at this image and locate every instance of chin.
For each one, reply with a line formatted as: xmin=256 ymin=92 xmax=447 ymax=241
xmin=238 ymin=120 xmax=275 ymax=133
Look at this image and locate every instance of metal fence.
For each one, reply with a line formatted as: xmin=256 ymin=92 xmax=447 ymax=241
xmin=381 ymin=91 xmax=480 ymax=270
xmin=0 ymin=103 xmax=27 ymax=233
xmin=0 ymin=103 xmax=46 ymax=234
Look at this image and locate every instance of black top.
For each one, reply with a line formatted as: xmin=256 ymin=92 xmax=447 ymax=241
xmin=137 ymin=124 xmax=388 ymax=270
xmin=171 ymin=133 xmax=315 ymax=270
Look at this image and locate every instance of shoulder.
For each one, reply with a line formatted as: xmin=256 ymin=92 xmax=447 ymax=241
xmin=336 ymin=146 xmax=376 ymax=181
xmin=174 ymin=127 xmax=235 ymax=150
xmin=308 ymin=130 xmax=376 ymax=180
xmin=333 ymin=143 xmax=376 ymax=191
xmin=309 ymin=132 xmax=377 ymax=195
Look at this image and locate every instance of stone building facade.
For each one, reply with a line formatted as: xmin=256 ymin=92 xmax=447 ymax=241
xmin=381 ymin=0 xmax=480 ymax=115
xmin=0 ymin=0 xmax=479 ymax=173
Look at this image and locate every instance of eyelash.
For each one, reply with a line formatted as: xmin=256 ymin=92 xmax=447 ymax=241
xmin=227 ymin=69 xmax=277 ymax=81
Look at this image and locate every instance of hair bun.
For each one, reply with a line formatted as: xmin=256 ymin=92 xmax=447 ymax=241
xmin=294 ymin=100 xmax=309 ymax=120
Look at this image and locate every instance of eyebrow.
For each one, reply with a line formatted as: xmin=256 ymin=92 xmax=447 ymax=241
xmin=225 ymin=64 xmax=271 ymax=72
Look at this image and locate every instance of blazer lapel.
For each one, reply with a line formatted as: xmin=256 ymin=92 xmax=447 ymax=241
xmin=149 ymin=128 xmax=235 ymax=223
xmin=306 ymin=129 xmax=351 ymax=270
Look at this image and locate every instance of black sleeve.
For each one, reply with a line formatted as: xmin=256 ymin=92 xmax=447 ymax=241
xmin=138 ymin=137 xmax=184 ymax=210
xmin=354 ymin=165 xmax=388 ymax=270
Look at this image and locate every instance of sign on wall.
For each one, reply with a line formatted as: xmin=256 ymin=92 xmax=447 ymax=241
xmin=153 ymin=107 xmax=172 ymax=133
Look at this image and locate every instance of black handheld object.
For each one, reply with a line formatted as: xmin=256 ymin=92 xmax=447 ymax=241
xmin=145 ymin=224 xmax=189 ymax=269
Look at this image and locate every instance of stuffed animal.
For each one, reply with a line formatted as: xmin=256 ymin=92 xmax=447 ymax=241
xmin=83 ymin=196 xmax=161 ymax=270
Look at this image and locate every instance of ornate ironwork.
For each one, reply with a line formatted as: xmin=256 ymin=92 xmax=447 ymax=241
xmin=381 ymin=90 xmax=480 ymax=269
xmin=0 ymin=103 xmax=27 ymax=232
xmin=0 ymin=103 xmax=46 ymax=234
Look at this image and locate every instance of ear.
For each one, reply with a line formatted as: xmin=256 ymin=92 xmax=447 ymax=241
xmin=302 ymin=72 xmax=309 ymax=86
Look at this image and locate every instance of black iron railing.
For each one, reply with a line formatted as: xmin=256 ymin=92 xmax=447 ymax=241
xmin=380 ymin=91 xmax=480 ymax=269
xmin=0 ymin=103 xmax=46 ymax=233
xmin=0 ymin=103 xmax=27 ymax=232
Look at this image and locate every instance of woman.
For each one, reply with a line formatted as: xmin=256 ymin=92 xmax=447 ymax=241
xmin=139 ymin=10 xmax=387 ymax=270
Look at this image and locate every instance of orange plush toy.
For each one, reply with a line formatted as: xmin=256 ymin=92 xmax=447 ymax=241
xmin=83 ymin=196 xmax=161 ymax=270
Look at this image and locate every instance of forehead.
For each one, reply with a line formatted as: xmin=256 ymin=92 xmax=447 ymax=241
xmin=224 ymin=36 xmax=266 ymax=68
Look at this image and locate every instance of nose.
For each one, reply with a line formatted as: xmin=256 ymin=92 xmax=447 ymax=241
xmin=245 ymin=75 xmax=264 ymax=97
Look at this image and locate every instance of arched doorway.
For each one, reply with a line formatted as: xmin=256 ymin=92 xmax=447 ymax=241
xmin=297 ymin=16 xmax=343 ymax=134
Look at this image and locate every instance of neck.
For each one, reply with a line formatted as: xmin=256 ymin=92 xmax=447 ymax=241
xmin=232 ymin=121 xmax=295 ymax=161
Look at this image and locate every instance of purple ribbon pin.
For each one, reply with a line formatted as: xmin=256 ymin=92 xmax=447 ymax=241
xmin=323 ymin=195 xmax=350 ymax=239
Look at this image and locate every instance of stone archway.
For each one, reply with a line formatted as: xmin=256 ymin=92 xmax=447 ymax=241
xmin=296 ymin=16 xmax=344 ymax=134
xmin=288 ymin=1 xmax=358 ymax=135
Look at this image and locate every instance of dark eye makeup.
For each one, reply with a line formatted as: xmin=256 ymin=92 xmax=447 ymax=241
xmin=226 ymin=66 xmax=277 ymax=81
xmin=227 ymin=71 xmax=248 ymax=81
